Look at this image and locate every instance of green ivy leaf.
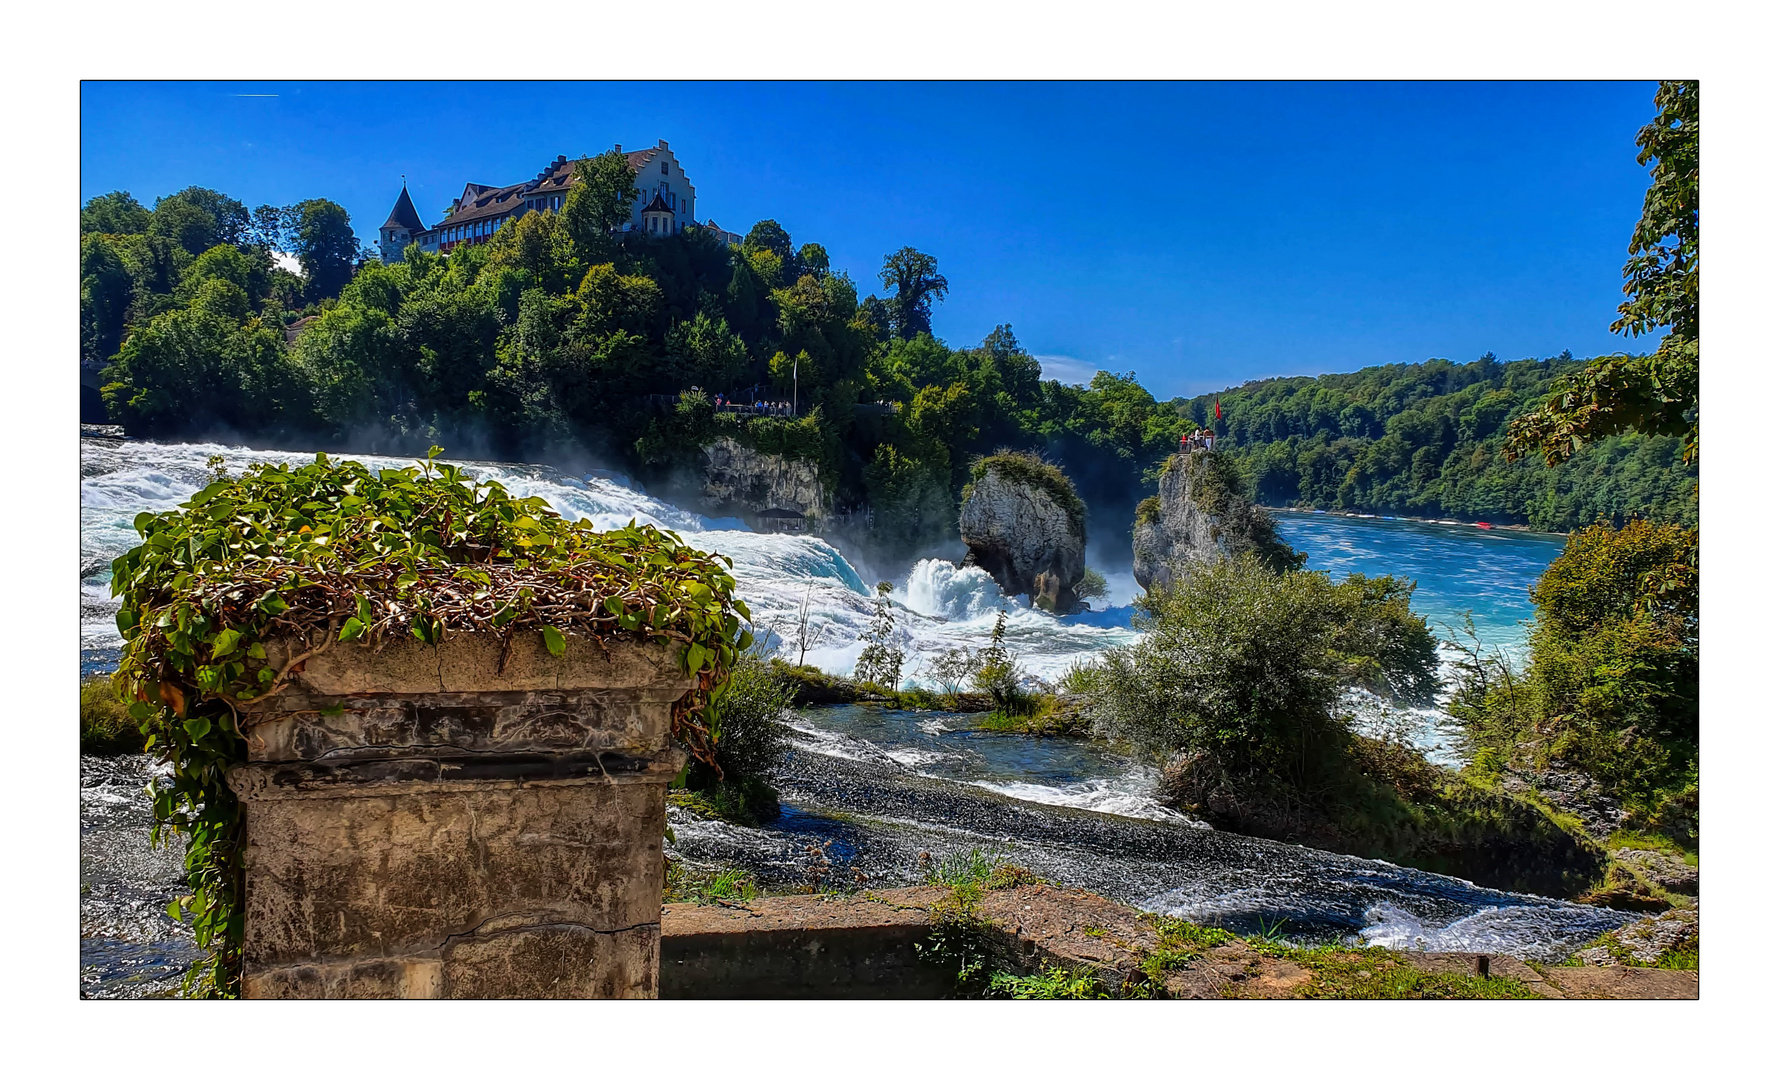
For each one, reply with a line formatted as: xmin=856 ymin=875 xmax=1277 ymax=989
xmin=211 ymin=628 xmax=242 ymax=658
xmin=540 ymin=625 xmax=567 ymax=657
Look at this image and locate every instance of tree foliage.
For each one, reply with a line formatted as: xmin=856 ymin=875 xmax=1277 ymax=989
xmin=1506 ymin=80 xmax=1699 ymax=468
xmin=1451 ymin=519 xmax=1697 ymax=832
xmin=84 ymin=177 xmax=1694 ymax=560
xmin=879 ymin=246 xmax=949 ymax=339
xmin=81 ymin=190 xmax=153 ymax=237
xmin=1081 ymin=555 xmax=1439 ymax=784
xmin=1179 ymin=354 xmax=1696 ymax=532
xmin=564 ymin=150 xmax=641 ymax=259
xmin=290 ymin=198 xmax=359 ymax=301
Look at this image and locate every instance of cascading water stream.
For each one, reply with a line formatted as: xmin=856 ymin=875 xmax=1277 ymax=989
xmin=79 ymin=438 xmax=1618 ymax=996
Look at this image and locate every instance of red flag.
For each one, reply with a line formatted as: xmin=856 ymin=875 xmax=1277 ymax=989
xmin=1214 ymin=398 xmax=1222 ymax=421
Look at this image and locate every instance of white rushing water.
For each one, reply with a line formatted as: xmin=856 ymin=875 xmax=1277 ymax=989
xmin=79 ymin=438 xmax=1138 ymax=681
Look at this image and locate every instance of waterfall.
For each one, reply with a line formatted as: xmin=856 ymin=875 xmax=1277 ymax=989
xmin=78 ymin=438 xmax=1139 ymax=683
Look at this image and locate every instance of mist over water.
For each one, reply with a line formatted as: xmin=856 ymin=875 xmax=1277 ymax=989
xmin=78 ymin=437 xmax=1141 ymax=682
xmin=81 ymin=439 xmax=1610 ymax=985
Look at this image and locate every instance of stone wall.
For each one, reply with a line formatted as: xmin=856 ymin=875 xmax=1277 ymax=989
xmin=227 ymin=632 xmax=690 ymax=999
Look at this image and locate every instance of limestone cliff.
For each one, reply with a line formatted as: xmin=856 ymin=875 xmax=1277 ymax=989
xmin=1132 ymin=451 xmax=1299 ymax=592
xmin=699 ymin=436 xmax=826 ymax=522
xmin=959 ymin=453 xmax=1087 ymax=613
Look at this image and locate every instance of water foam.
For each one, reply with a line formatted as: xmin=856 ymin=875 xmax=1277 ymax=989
xmin=965 ymin=775 xmax=1199 ymax=824
xmin=79 ymin=439 xmax=1138 ymax=684
xmin=1357 ymin=901 xmax=1636 ymax=963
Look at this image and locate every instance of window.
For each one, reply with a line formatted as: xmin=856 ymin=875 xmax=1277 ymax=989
xmin=661 ymin=160 xmax=668 ymax=174
xmin=669 ymin=192 xmax=676 ymax=210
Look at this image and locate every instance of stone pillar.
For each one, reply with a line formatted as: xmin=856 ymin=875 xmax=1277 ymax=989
xmin=226 ymin=632 xmax=691 ymax=998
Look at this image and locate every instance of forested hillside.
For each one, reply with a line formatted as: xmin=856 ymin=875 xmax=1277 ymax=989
xmin=83 ymin=150 xmax=1695 ymax=553
xmin=1171 ymin=355 xmax=1696 ymax=532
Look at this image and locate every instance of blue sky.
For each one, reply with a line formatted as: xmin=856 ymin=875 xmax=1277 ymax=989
xmin=80 ymin=81 xmax=1657 ymax=398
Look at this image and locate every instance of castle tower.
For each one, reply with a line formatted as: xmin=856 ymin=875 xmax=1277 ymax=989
xmin=379 ymin=183 xmax=427 ymax=263
xmin=640 ymin=190 xmax=675 ymax=236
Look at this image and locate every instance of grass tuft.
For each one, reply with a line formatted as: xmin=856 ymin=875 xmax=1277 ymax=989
xmin=81 ymin=676 xmax=142 ymax=755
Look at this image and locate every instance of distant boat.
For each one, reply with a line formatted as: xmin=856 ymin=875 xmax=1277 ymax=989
xmin=1474 ymin=522 xmax=1493 ymax=530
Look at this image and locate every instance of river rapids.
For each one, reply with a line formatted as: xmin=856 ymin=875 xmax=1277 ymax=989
xmin=78 ymin=437 xmax=1629 ymax=996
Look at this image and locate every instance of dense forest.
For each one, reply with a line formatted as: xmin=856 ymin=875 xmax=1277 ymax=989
xmin=1170 ymin=355 xmax=1697 ymax=532
xmin=82 ymin=149 xmax=1696 ymax=557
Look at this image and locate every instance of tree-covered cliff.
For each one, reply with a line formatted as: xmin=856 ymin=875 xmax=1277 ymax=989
xmin=1170 ymin=354 xmax=1696 ymax=532
xmin=84 ymin=154 xmax=1696 ymax=549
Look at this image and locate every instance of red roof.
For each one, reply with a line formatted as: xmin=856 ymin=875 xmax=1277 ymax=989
xmin=429 ymin=149 xmax=670 ymax=233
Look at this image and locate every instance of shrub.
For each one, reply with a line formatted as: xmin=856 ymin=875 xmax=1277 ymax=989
xmin=1083 ymin=555 xmax=1439 ymax=785
xmin=919 ymin=847 xmax=1002 ymax=887
xmin=1077 ymin=567 xmax=1109 ymax=603
xmin=853 ymin=581 xmax=905 ymax=690
xmin=681 ymin=649 xmax=794 ymax=824
xmin=80 ymin=676 xmax=142 ymax=755
xmin=971 ymin=609 xmax=1035 ymax=716
xmin=986 ymin=965 xmax=1109 ymax=999
xmin=1452 ymin=519 xmax=1698 ymax=830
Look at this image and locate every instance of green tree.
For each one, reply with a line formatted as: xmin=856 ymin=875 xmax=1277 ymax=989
xmin=666 ymin=311 xmax=749 ymax=389
xmin=1506 ymin=81 xmax=1698 ymax=467
xmin=168 ymin=187 xmax=249 ymax=246
xmin=81 ymin=233 xmax=134 ymax=363
xmin=564 ymin=150 xmax=641 ymax=260
xmin=289 ymin=199 xmax=360 ymax=301
xmin=795 ymin=242 xmax=830 ymax=277
xmin=81 ymin=191 xmax=153 ymax=236
xmin=177 ymin=244 xmax=273 ymax=307
xmin=150 ymin=195 xmax=221 ymax=256
xmin=878 ymin=247 xmax=949 ymax=339
xmin=863 ymin=442 xmax=954 ymax=553
xmin=248 ymin=204 xmax=292 ymax=252
xmin=972 ymin=608 xmax=1029 ymax=714
xmin=744 ymin=219 xmax=794 ymax=261
xmin=102 ymin=290 xmax=306 ymax=437
xmin=485 ymin=209 xmax=582 ymax=295
xmin=295 ymin=285 xmax=407 ymax=434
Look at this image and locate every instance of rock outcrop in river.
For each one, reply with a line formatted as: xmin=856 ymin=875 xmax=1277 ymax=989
xmin=699 ymin=436 xmax=826 ymax=525
xmin=1132 ymin=451 xmax=1299 ymax=591
xmin=959 ymin=452 xmax=1087 ymax=613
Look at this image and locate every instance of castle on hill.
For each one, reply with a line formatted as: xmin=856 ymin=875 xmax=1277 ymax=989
xmin=377 ymin=139 xmax=744 ymax=263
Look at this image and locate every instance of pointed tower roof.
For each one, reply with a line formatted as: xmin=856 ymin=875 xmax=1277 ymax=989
xmin=642 ymin=191 xmax=673 ymax=215
xmin=382 ymin=184 xmax=426 ymax=232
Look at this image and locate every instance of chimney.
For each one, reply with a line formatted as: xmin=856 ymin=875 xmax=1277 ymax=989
xmin=614 ymin=143 xmax=623 ymax=153
xmin=657 ymin=139 xmax=669 ymax=150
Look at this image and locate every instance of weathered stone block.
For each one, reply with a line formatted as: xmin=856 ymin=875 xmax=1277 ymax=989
xmin=229 ymin=633 xmax=691 ymax=999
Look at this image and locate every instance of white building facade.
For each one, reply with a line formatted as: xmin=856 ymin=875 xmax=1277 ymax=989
xmin=378 ymin=140 xmax=743 ymax=264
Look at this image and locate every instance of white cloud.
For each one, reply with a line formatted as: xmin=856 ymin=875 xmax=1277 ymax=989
xmin=271 ymin=251 xmax=305 ymax=277
xmin=1034 ymin=354 xmax=1100 ymax=386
